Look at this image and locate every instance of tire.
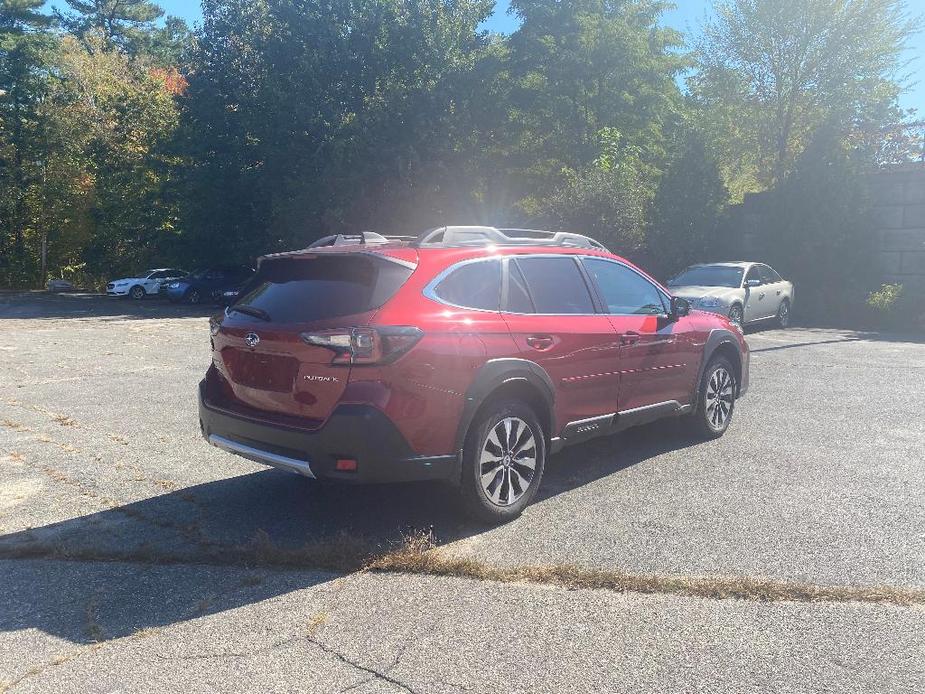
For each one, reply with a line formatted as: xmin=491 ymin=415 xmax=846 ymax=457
xmin=460 ymin=400 xmax=546 ymax=524
xmin=776 ymin=299 xmax=791 ymax=328
xmin=186 ymin=289 xmax=201 ymax=305
xmin=727 ymin=304 xmax=744 ymax=326
xmin=687 ymin=356 xmax=737 ymax=440
xmin=129 ymin=285 xmax=145 ymax=300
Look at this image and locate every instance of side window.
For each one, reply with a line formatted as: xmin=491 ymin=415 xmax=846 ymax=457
xmin=148 ymin=271 xmax=166 ymax=279
xmin=583 ymin=259 xmax=666 ymax=315
xmin=433 ymin=259 xmax=501 ymax=311
xmin=745 ymin=266 xmax=761 ymax=285
xmin=514 ymin=257 xmax=595 ymax=314
xmin=759 ymin=265 xmax=781 ymax=283
xmin=505 ymin=260 xmax=534 ymax=313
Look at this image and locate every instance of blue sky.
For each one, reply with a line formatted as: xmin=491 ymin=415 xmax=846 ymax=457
xmin=45 ymin=0 xmax=924 ymax=115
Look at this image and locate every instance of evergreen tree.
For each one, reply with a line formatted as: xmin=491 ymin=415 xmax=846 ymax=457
xmin=55 ymin=0 xmax=164 ymax=52
xmin=0 ymin=0 xmax=54 ymax=286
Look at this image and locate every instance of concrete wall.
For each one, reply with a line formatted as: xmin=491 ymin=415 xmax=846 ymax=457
xmin=733 ymin=164 xmax=925 ymax=297
xmin=870 ymin=166 xmax=925 ymax=296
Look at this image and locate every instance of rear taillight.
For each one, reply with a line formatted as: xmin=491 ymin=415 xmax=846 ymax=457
xmin=300 ymin=326 xmax=422 ymax=365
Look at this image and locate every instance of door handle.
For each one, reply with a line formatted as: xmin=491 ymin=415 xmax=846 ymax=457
xmin=620 ymin=331 xmax=641 ymax=346
xmin=526 ymin=335 xmax=554 ymax=351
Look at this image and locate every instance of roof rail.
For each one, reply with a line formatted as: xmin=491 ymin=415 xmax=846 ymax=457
xmin=307 ymin=231 xmax=390 ymax=248
xmin=413 ymin=226 xmax=609 ymax=251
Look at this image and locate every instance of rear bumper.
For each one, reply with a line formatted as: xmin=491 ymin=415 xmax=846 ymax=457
xmin=198 ymin=381 xmax=458 ymax=484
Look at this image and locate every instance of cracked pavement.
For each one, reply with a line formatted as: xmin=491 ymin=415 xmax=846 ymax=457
xmin=1 ymin=292 xmax=924 ymax=692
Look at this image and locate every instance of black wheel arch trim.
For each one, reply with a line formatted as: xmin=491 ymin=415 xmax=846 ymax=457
xmin=453 ymin=358 xmax=556 ymax=455
xmin=691 ymin=328 xmax=748 ymax=412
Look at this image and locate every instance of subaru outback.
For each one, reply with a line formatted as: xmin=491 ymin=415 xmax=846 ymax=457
xmin=199 ymin=227 xmax=749 ymax=523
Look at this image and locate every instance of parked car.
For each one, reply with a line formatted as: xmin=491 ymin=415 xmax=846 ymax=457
xmin=106 ymin=268 xmax=187 ymax=300
xmin=163 ymin=266 xmax=254 ymax=305
xmin=667 ymin=262 xmax=794 ymax=328
xmin=199 ymin=227 xmax=749 ymax=523
xmin=46 ymin=279 xmax=76 ymax=292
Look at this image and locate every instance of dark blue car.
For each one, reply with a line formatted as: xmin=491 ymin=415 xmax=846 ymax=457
xmin=162 ymin=266 xmax=254 ymax=304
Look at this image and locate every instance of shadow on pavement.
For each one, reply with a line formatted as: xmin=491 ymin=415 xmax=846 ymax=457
xmin=0 ymin=421 xmax=699 ymax=644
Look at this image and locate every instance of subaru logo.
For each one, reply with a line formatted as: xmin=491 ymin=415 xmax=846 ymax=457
xmin=244 ymin=332 xmax=260 ymax=348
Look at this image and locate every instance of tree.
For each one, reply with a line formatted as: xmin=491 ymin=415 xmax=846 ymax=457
xmin=0 ymin=0 xmax=54 ymax=286
xmin=532 ymin=128 xmax=652 ymax=253
xmin=692 ymin=0 xmax=921 ymax=192
xmin=506 ymin=0 xmax=685 ymax=207
xmin=180 ymin=0 xmax=494 ymax=261
xmin=41 ymin=35 xmax=183 ymax=280
xmin=647 ymin=128 xmax=729 ymax=279
xmin=55 ymin=0 xmax=164 ymax=52
xmin=139 ymin=15 xmax=194 ymax=68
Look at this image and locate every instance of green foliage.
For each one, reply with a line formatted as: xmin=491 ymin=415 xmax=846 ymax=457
xmin=647 ymin=128 xmax=730 ymax=279
xmin=180 ymin=0 xmax=498 ymax=261
xmin=691 ymin=0 xmax=921 ymax=194
xmin=0 ymin=0 xmax=55 ymax=286
xmin=867 ymin=283 xmax=903 ymax=313
xmin=56 ymin=0 xmax=164 ymax=53
xmin=506 ymin=0 xmax=684 ymax=207
xmin=762 ymin=124 xmax=878 ymax=322
xmin=46 ymin=36 xmax=183 ymax=278
xmin=530 ymin=128 xmax=654 ymax=253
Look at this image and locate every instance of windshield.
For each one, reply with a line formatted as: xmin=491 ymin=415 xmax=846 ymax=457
xmin=234 ymin=255 xmax=414 ymax=323
xmin=669 ymin=266 xmax=743 ymax=288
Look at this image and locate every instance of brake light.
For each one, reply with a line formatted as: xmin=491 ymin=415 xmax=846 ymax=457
xmin=300 ymin=326 xmax=422 ymax=365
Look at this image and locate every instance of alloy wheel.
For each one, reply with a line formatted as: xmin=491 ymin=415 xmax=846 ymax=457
xmin=479 ymin=417 xmax=537 ymax=507
xmin=778 ymin=301 xmax=790 ymax=328
xmin=705 ymin=366 xmax=735 ymax=430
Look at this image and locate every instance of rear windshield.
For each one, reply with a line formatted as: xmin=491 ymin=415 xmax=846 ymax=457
xmin=234 ymin=255 xmax=414 ymax=323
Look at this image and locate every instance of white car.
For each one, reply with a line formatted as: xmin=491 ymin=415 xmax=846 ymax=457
xmin=106 ymin=268 xmax=188 ymax=300
xmin=667 ymin=262 xmax=795 ymax=327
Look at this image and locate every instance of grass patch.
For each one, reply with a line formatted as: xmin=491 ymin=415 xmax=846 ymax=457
xmin=368 ymin=531 xmax=925 ymax=606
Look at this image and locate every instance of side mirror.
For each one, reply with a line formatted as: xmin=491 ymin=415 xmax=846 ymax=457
xmin=670 ymin=296 xmax=690 ymax=319
xmin=745 ymin=278 xmax=762 ymax=288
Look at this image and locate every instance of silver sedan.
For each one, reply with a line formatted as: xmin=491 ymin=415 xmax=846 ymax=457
xmin=667 ymin=262 xmax=795 ymax=327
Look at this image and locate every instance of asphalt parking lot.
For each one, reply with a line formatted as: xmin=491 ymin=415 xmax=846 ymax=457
xmin=1 ymin=292 xmax=924 ymax=692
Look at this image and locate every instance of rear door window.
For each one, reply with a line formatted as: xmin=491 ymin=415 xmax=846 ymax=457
xmin=235 ymin=255 xmax=414 ymax=323
xmin=759 ymin=265 xmax=781 ymax=283
xmin=514 ymin=257 xmax=595 ymax=314
xmin=432 ymin=259 xmax=501 ymax=310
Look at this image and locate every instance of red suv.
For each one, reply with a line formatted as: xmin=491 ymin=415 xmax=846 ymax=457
xmin=199 ymin=227 xmax=749 ymax=522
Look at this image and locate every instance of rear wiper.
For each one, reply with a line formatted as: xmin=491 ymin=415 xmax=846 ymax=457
xmin=227 ymin=305 xmax=271 ymax=321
